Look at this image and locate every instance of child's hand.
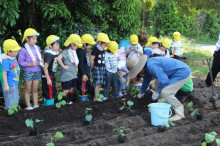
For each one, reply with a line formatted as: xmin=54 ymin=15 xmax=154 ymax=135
xmin=82 ymin=75 xmax=88 ymax=82
xmin=4 ymin=85 xmax=9 ymax=93
xmin=47 ymin=79 xmax=52 ymax=86
xmin=41 ymin=60 xmax=44 ymax=63
xmin=126 ymin=81 xmax=130 ymax=87
xmin=31 ymin=61 xmax=37 ymax=66
xmin=63 ymin=65 xmax=70 ymax=70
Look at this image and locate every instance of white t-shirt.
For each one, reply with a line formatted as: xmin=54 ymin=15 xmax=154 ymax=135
xmin=126 ymin=43 xmax=143 ymax=58
xmin=172 ymin=41 xmax=182 ymax=56
xmin=152 ymin=48 xmax=170 ymax=58
xmin=105 ymin=52 xmax=118 ymax=73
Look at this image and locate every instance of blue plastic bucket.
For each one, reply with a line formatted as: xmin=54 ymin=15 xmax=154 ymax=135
xmin=148 ymin=103 xmax=172 ymax=126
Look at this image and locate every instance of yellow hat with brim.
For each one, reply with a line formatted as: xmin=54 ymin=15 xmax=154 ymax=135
xmin=81 ymin=34 xmax=96 ymax=45
xmin=3 ymin=39 xmax=21 ymax=55
xmin=161 ymin=38 xmax=171 ymax=49
xmin=64 ymin=34 xmax=82 ymax=48
xmin=145 ymin=37 xmax=159 ymax=46
xmin=130 ymin=34 xmax=138 ymax=45
xmin=96 ymin=33 xmax=110 ymax=43
xmin=22 ymin=28 xmax=40 ymax=43
xmin=173 ymin=32 xmax=181 ymax=41
xmin=46 ymin=35 xmax=60 ymax=48
xmin=107 ymin=41 xmax=119 ymax=53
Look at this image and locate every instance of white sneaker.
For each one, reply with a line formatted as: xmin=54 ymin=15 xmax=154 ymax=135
xmin=33 ymin=105 xmax=39 ymax=109
xmin=102 ymin=97 xmax=108 ymax=101
xmin=119 ymin=92 xmax=123 ymax=97
xmin=25 ymin=106 xmax=34 ymax=110
xmin=68 ymin=101 xmax=73 ymax=105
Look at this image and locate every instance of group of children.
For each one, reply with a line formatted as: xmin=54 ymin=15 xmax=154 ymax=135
xmin=2 ymin=28 xmax=192 ymax=110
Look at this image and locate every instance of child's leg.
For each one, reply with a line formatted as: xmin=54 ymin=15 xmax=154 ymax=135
xmin=94 ymin=85 xmax=102 ymax=100
xmin=112 ymin=73 xmax=119 ymax=97
xmin=32 ymin=80 xmax=39 ymax=107
xmin=103 ymin=72 xmax=112 ymax=99
xmin=24 ymin=81 xmax=33 ymax=107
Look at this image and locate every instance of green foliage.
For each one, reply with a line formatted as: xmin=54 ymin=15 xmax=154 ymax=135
xmin=85 ymin=108 xmax=93 ymax=122
xmin=96 ymin=88 xmax=104 ymax=100
xmin=25 ymin=118 xmax=44 ymax=129
xmin=113 ymin=126 xmax=132 ymax=137
xmin=47 ymin=131 xmax=64 ymax=146
xmin=8 ymin=102 xmax=18 ymax=116
xmin=187 ymin=101 xmax=200 ymax=117
xmin=119 ymin=100 xmax=134 ymax=111
xmin=201 ymin=131 xmax=220 ymax=146
xmin=163 ymin=121 xmax=175 ymax=128
xmin=56 ymin=92 xmax=66 ymax=109
xmin=128 ymin=85 xmax=140 ymax=99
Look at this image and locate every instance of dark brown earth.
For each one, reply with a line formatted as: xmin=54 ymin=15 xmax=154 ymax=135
xmin=0 ymin=78 xmax=220 ymax=146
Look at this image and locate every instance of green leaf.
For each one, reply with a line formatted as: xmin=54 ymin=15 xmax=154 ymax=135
xmin=54 ymin=131 xmax=64 ymax=139
xmin=56 ymin=103 xmax=61 ymax=108
xmin=86 ymin=108 xmax=92 ymax=111
xmin=170 ymin=121 xmax=175 ymax=126
xmin=163 ymin=122 xmax=170 ymax=128
xmin=205 ymin=133 xmax=215 ymax=143
xmin=201 ymin=142 xmax=207 ymax=146
xmin=85 ymin=114 xmax=92 ymax=121
xmin=8 ymin=108 xmax=14 ymax=115
xmin=127 ymin=100 xmax=134 ymax=106
xmin=25 ymin=119 xmax=33 ymax=128
xmin=35 ymin=119 xmax=43 ymax=123
xmin=191 ymin=109 xmax=198 ymax=117
xmin=57 ymin=92 xmax=64 ymax=101
xmin=46 ymin=143 xmax=54 ymax=146
xmin=187 ymin=101 xmax=193 ymax=107
xmin=13 ymin=103 xmax=18 ymax=112
xmin=210 ymin=131 xmax=217 ymax=137
xmin=216 ymin=138 xmax=220 ymax=146
xmin=99 ymin=88 xmax=104 ymax=91
xmin=119 ymin=106 xmax=125 ymax=110
xmin=61 ymin=100 xmax=66 ymax=106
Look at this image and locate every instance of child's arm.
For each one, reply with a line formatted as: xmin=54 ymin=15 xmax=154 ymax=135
xmin=90 ymin=55 xmax=95 ymax=70
xmin=43 ymin=63 xmax=51 ymax=86
xmin=117 ymin=70 xmax=126 ymax=84
xmin=2 ymin=71 xmax=9 ymax=92
xmin=125 ymin=48 xmax=134 ymax=55
xmin=171 ymin=47 xmax=176 ymax=57
xmin=57 ymin=54 xmax=70 ymax=70
xmin=134 ymin=48 xmax=143 ymax=55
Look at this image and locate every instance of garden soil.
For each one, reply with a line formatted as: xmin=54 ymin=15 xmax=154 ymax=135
xmin=1 ymin=78 xmax=220 ymax=146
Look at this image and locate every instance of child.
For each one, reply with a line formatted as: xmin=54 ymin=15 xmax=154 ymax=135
xmin=126 ymin=34 xmax=143 ymax=58
xmin=2 ymin=39 xmax=21 ymax=109
xmin=77 ymin=34 xmax=96 ymax=102
xmin=171 ymin=32 xmax=182 ymax=59
xmin=18 ymin=28 xmax=43 ymax=110
xmin=152 ymin=38 xmax=171 ymax=58
xmin=90 ymin=33 xmax=110 ymax=101
xmin=57 ymin=34 xmax=82 ymax=104
xmin=42 ymin=35 xmax=60 ymax=106
xmin=103 ymin=41 xmax=119 ymax=100
xmin=144 ymin=37 xmax=159 ymax=58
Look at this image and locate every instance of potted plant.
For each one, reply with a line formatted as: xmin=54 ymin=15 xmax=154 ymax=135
xmin=25 ymin=118 xmax=44 ymax=136
xmin=157 ymin=121 xmax=175 ymax=133
xmin=187 ymin=101 xmax=204 ymax=120
xmin=119 ymin=100 xmax=136 ymax=116
xmin=46 ymin=131 xmax=64 ymax=146
xmin=113 ymin=126 xmax=132 ymax=143
xmin=83 ymin=108 xmax=93 ymax=126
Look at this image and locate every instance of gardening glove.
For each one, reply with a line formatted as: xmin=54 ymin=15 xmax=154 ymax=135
xmin=137 ymin=93 xmax=144 ymax=99
xmin=152 ymin=91 xmax=159 ymax=100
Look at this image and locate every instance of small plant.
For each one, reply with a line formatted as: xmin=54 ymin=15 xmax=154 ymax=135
xmin=158 ymin=121 xmax=175 ymax=133
xmin=56 ymin=92 xmax=66 ymax=108
xmin=47 ymin=131 xmax=64 ymax=146
xmin=83 ymin=108 xmax=93 ymax=126
xmin=187 ymin=101 xmax=204 ymax=120
xmin=8 ymin=102 xmax=18 ymax=116
xmin=25 ymin=118 xmax=43 ymax=136
xmin=119 ymin=100 xmax=136 ymax=116
xmin=201 ymin=131 xmax=220 ymax=146
xmin=128 ymin=85 xmax=139 ymax=98
xmin=113 ymin=127 xmax=132 ymax=143
xmin=95 ymin=88 xmax=104 ymax=100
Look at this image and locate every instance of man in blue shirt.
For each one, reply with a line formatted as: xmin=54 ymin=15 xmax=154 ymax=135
xmin=126 ymin=55 xmax=191 ymax=121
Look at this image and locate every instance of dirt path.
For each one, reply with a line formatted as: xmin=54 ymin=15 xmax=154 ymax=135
xmin=187 ymin=43 xmax=216 ymax=53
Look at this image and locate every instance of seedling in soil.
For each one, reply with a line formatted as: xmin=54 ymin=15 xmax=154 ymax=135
xmin=187 ymin=101 xmax=204 ymax=120
xmin=95 ymin=88 xmax=104 ymax=100
xmin=25 ymin=118 xmax=43 ymax=136
xmin=113 ymin=127 xmax=132 ymax=143
xmin=8 ymin=102 xmax=18 ymax=116
xmin=128 ymin=85 xmax=139 ymax=98
xmin=83 ymin=108 xmax=93 ymax=126
xmin=201 ymin=131 xmax=220 ymax=146
xmin=56 ymin=92 xmax=67 ymax=108
xmin=119 ymin=100 xmax=136 ymax=116
xmin=46 ymin=131 xmax=64 ymax=146
xmin=158 ymin=121 xmax=175 ymax=133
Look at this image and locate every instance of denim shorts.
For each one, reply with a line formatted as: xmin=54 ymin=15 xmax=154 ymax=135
xmin=23 ymin=71 xmax=41 ymax=81
xmin=4 ymin=85 xmax=19 ymax=109
xmin=118 ymin=75 xmax=128 ymax=90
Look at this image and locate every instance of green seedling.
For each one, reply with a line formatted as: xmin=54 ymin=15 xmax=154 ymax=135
xmin=8 ymin=102 xmax=18 ymax=116
xmin=113 ymin=126 xmax=132 ymax=137
xmin=163 ymin=121 xmax=175 ymax=128
xmin=187 ymin=101 xmax=199 ymax=117
xmin=119 ymin=100 xmax=134 ymax=111
xmin=47 ymin=131 xmax=64 ymax=146
xmin=201 ymin=131 xmax=220 ymax=146
xmin=85 ymin=108 xmax=93 ymax=122
xmin=95 ymin=88 xmax=104 ymax=100
xmin=25 ymin=118 xmax=44 ymax=129
xmin=56 ymin=92 xmax=66 ymax=108
xmin=128 ymin=85 xmax=139 ymax=98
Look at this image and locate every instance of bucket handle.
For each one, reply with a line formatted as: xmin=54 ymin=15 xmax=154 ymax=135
xmin=151 ymin=107 xmax=172 ymax=118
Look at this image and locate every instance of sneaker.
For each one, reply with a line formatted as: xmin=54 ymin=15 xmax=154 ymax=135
xmin=33 ymin=105 xmax=39 ymax=109
xmin=122 ymin=91 xmax=127 ymax=95
xmin=68 ymin=101 xmax=73 ymax=105
xmin=119 ymin=92 xmax=123 ymax=97
xmin=102 ymin=97 xmax=108 ymax=101
xmin=25 ymin=106 xmax=34 ymax=110
xmin=94 ymin=98 xmax=103 ymax=102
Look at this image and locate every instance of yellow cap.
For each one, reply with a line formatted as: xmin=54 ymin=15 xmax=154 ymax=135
xmin=130 ymin=34 xmax=138 ymax=45
xmin=161 ymin=38 xmax=171 ymax=49
xmin=81 ymin=34 xmax=96 ymax=45
xmin=64 ymin=34 xmax=82 ymax=47
xmin=3 ymin=39 xmax=21 ymax=55
xmin=22 ymin=28 xmax=40 ymax=43
xmin=96 ymin=33 xmax=110 ymax=43
xmin=145 ymin=37 xmax=158 ymax=46
xmin=173 ymin=32 xmax=181 ymax=41
xmin=46 ymin=35 xmax=60 ymax=48
xmin=107 ymin=41 xmax=119 ymax=53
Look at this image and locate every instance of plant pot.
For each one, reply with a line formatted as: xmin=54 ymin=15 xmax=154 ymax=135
xmin=29 ymin=127 xmax=38 ymax=136
xmin=157 ymin=125 xmax=165 ymax=133
xmin=197 ymin=113 xmax=204 ymax=121
xmin=130 ymin=110 xmax=136 ymax=116
xmin=118 ymin=135 xmax=126 ymax=143
xmin=82 ymin=119 xmax=90 ymax=126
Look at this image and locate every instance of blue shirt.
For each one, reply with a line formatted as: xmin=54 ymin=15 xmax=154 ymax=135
xmin=144 ymin=47 xmax=153 ymax=58
xmin=2 ymin=58 xmax=20 ymax=86
xmin=140 ymin=57 xmax=191 ymax=93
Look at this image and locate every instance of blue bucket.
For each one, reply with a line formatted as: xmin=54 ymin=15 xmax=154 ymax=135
xmin=148 ymin=103 xmax=172 ymax=126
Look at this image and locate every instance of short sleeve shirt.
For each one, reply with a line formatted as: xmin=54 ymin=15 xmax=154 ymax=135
xmin=91 ymin=47 xmax=105 ymax=67
xmin=43 ymin=53 xmax=58 ymax=76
